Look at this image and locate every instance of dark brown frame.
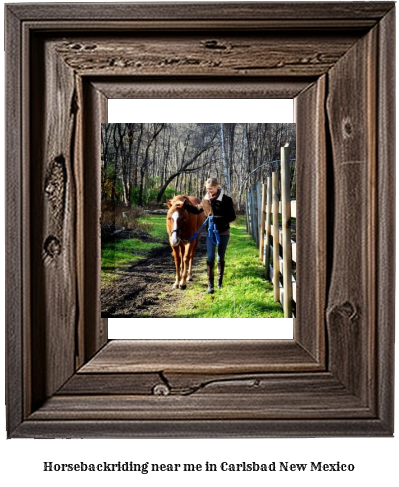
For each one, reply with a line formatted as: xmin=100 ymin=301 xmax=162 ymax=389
xmin=5 ymin=2 xmax=395 ymax=438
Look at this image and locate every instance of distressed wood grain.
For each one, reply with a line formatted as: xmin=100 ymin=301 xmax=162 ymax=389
xmin=79 ymin=340 xmax=321 ymax=374
xmin=91 ymin=78 xmax=312 ymax=100
xmin=53 ymin=33 xmax=360 ymax=78
xmin=80 ymin=81 xmax=109 ymax=364
xmin=59 ymin=372 xmax=162 ymax=396
xmin=376 ymin=5 xmax=395 ymax=431
xmin=30 ymin=36 xmax=79 ymax=408
xmin=5 ymin=4 xmax=25 ymax=436
xmin=294 ymin=75 xmax=327 ymax=364
xmin=14 ymin=418 xmax=391 ymax=439
xmin=30 ymin=395 xmax=372 ymax=421
xmin=326 ymin=26 xmax=377 ymax=404
xmin=60 ymin=371 xmax=357 ymax=398
xmin=34 ymin=371 xmax=375 ymax=422
xmin=7 ymin=2 xmax=394 ymax=23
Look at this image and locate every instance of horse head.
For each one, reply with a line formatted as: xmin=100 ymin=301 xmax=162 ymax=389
xmin=166 ymin=198 xmax=187 ymax=247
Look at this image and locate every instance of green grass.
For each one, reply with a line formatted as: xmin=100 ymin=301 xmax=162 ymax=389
xmin=101 ymin=237 xmax=164 ymax=286
xmin=101 ymin=213 xmax=285 ymax=318
xmin=101 ymin=214 xmax=169 ymax=287
xmin=136 ymin=214 xmax=169 ymax=242
xmin=173 ymin=215 xmax=284 ymax=318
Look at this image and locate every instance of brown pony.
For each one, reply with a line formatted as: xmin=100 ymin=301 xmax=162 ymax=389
xmin=166 ymin=195 xmax=206 ymax=289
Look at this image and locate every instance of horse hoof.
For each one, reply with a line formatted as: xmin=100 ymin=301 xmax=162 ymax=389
xmin=187 ymin=276 xmax=193 ymax=282
xmin=179 ymin=284 xmax=187 ymax=290
xmin=172 ymin=284 xmax=179 ymax=290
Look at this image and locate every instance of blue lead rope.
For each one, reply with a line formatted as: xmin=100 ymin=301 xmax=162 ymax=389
xmin=207 ymin=216 xmax=220 ymax=245
xmin=187 ymin=215 xmax=220 ymax=244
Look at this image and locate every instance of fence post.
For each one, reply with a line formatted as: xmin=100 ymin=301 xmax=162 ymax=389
xmin=264 ymin=176 xmax=272 ymax=276
xmin=281 ymin=146 xmax=292 ymax=317
xmin=245 ymin=189 xmax=249 ymax=233
xmin=257 ymin=180 xmax=262 ymax=248
xmin=259 ymin=183 xmax=266 ymax=261
xmin=272 ymin=170 xmax=280 ymax=302
xmin=250 ymin=184 xmax=257 ymax=245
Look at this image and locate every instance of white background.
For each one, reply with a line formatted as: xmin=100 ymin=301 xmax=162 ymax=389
xmin=1 ymin=1 xmax=398 ymax=486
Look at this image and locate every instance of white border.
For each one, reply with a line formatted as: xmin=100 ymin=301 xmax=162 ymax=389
xmin=107 ymin=99 xmax=294 ymax=339
xmin=109 ymin=98 xmax=294 ymax=123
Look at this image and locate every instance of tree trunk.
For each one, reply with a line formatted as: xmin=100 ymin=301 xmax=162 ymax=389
xmin=220 ymin=123 xmax=231 ymax=195
xmin=237 ymin=123 xmax=247 ymax=211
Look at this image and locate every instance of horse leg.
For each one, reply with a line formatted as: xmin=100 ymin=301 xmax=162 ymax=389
xmin=179 ymin=244 xmax=191 ymax=289
xmin=186 ymin=244 xmax=195 ymax=281
xmin=172 ymin=246 xmax=181 ymax=289
xmin=187 ymin=234 xmax=201 ymax=281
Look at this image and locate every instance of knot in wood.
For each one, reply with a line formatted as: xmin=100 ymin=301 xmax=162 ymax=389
xmin=83 ymin=44 xmax=97 ymax=51
xmin=342 ymin=118 xmax=353 ymax=138
xmin=327 ymin=301 xmax=359 ymax=323
xmin=202 ymin=40 xmax=227 ymax=50
xmin=339 ymin=301 xmax=358 ymax=321
xmin=45 ymin=181 xmax=56 ymax=197
xmin=152 ymin=383 xmax=170 ymax=396
xmin=43 ymin=236 xmax=61 ymax=262
xmin=45 ymin=156 xmax=66 ymax=206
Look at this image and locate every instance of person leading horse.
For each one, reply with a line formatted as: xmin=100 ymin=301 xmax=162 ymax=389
xmin=183 ymin=178 xmax=236 ymax=294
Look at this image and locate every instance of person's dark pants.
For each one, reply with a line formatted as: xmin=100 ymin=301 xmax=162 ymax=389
xmin=206 ymin=235 xmax=229 ymax=290
xmin=206 ymin=234 xmax=230 ymax=263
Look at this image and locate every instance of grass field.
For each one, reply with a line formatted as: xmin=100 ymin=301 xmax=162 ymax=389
xmin=136 ymin=214 xmax=169 ymax=241
xmin=101 ymin=214 xmax=168 ymax=287
xmin=173 ymin=215 xmax=284 ymax=318
xmin=101 ymin=236 xmax=165 ymax=286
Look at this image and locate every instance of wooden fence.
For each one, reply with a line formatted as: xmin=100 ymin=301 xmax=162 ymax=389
xmin=246 ymin=147 xmax=296 ymax=318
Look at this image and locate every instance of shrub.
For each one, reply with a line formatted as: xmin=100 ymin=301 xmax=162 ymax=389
xmin=101 ymin=201 xmax=147 ymax=231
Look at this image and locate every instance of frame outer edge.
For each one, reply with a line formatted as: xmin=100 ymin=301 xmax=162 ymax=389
xmin=5 ymin=2 xmax=395 ymax=22
xmin=11 ymin=418 xmax=393 ymax=439
xmin=5 ymin=6 xmax=25 ymax=437
xmin=377 ymin=6 xmax=395 ymax=433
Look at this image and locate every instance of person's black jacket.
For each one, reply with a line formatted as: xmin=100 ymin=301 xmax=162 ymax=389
xmin=184 ymin=189 xmax=236 ymax=233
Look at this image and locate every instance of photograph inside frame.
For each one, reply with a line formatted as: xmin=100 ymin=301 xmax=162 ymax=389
xmin=101 ymin=122 xmax=296 ymax=320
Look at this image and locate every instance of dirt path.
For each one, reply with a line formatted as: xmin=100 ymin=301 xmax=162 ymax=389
xmin=101 ymin=234 xmax=207 ymax=318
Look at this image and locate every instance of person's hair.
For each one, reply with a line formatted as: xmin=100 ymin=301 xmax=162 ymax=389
xmin=205 ymin=177 xmax=219 ymax=188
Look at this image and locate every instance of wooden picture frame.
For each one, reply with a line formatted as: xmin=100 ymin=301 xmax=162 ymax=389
xmin=5 ymin=2 xmax=395 ymax=438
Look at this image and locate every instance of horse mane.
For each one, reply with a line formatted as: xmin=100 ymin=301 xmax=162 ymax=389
xmin=171 ymin=194 xmax=188 ymax=204
xmin=167 ymin=195 xmax=187 ymax=211
xmin=166 ymin=194 xmax=201 ymax=213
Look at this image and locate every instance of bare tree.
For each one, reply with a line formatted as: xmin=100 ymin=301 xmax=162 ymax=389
xmin=101 ymin=123 xmax=114 ymax=199
xmin=138 ymin=123 xmax=165 ymax=206
xmin=101 ymin=122 xmax=296 ymax=208
xmin=237 ymin=123 xmax=247 ymax=210
xmin=156 ymin=124 xmax=219 ymax=202
xmin=220 ymin=123 xmax=230 ymax=195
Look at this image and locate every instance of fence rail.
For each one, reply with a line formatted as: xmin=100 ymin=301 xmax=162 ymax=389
xmin=245 ymin=147 xmax=296 ymax=318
